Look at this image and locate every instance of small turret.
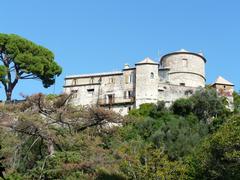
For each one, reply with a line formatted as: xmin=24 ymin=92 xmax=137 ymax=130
xmin=212 ymin=76 xmax=234 ymax=96
xmin=212 ymin=76 xmax=234 ymax=110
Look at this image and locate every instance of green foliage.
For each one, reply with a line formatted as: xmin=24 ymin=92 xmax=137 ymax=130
xmin=95 ymin=168 xmax=126 ymax=180
xmin=233 ymin=91 xmax=240 ymax=113
xmin=0 ymin=127 xmax=20 ymax=173
xmin=0 ymin=90 xmax=238 ymax=179
xmin=29 ymin=151 xmax=89 ymax=179
xmin=150 ymin=114 xmax=209 ymax=160
xmin=5 ymin=173 xmax=25 ymax=180
xmin=187 ymin=115 xmax=240 ymax=179
xmin=0 ymin=65 xmax=7 ymax=81
xmin=134 ymin=117 xmax=163 ymax=140
xmin=118 ymin=144 xmax=187 ymax=179
xmin=115 ymin=122 xmax=140 ymax=142
xmin=171 ymin=98 xmax=194 ymax=116
xmin=0 ymin=145 xmax=5 ymax=180
xmin=0 ymin=33 xmax=62 ymax=100
xmin=190 ymin=88 xmax=228 ymax=122
xmin=129 ymin=101 xmax=167 ymax=119
xmin=128 ymin=103 xmax=157 ymax=117
xmin=15 ymin=136 xmax=48 ymax=173
xmin=45 ymin=94 xmax=59 ymax=101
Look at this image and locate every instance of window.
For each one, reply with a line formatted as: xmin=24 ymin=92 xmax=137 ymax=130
xmin=71 ymin=89 xmax=78 ymax=98
xmin=124 ymin=91 xmax=133 ymax=99
xmin=107 ymin=94 xmax=115 ymax=104
xmin=182 ymin=58 xmax=188 ymax=67
xmin=150 ymin=72 xmax=154 ymax=79
xmin=185 ymin=89 xmax=193 ymax=96
xmin=72 ymin=79 xmax=77 ymax=85
xmin=89 ymin=78 xmax=94 ymax=84
xmin=128 ymin=91 xmax=133 ymax=98
xmin=180 ymin=83 xmax=185 ymax=86
xmin=109 ymin=77 xmax=114 ymax=83
xmin=87 ymin=88 xmax=94 ymax=95
xmin=124 ymin=91 xmax=127 ymax=99
xmin=129 ymin=73 xmax=134 ymax=83
xmin=125 ymin=73 xmax=134 ymax=84
xmin=71 ymin=89 xmax=78 ymax=93
xmin=125 ymin=75 xmax=129 ymax=84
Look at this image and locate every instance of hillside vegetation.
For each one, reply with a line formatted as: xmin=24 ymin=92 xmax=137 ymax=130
xmin=0 ymin=88 xmax=240 ymax=179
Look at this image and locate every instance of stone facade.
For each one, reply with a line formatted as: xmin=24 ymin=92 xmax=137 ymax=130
xmin=212 ymin=76 xmax=234 ymax=110
xmin=63 ymin=49 xmax=233 ymax=115
xmin=135 ymin=60 xmax=159 ymax=108
xmin=160 ymin=50 xmax=206 ymax=87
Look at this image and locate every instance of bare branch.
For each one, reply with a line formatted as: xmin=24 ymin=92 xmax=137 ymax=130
xmin=20 ymin=74 xmax=37 ymax=79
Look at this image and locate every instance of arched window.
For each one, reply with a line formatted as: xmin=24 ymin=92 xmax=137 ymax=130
xmin=150 ymin=72 xmax=154 ymax=79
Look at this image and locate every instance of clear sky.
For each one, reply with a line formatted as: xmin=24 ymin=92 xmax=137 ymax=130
xmin=0 ymin=0 xmax=240 ymax=99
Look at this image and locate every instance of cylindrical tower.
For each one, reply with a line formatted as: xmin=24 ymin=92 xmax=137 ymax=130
xmin=135 ymin=57 xmax=159 ymax=108
xmin=160 ymin=49 xmax=206 ymax=87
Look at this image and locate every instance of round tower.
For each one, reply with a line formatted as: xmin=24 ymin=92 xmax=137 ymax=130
xmin=135 ymin=57 xmax=159 ymax=108
xmin=160 ymin=49 xmax=206 ymax=87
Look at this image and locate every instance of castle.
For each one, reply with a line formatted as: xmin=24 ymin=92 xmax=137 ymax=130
xmin=64 ymin=49 xmax=234 ymax=115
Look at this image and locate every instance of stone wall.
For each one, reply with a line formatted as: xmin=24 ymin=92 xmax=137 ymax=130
xmin=213 ymin=84 xmax=234 ymax=110
xmin=64 ymin=51 xmax=209 ymax=115
xmin=161 ymin=53 xmax=205 ymax=87
xmin=64 ymin=71 xmax=135 ymax=114
xmin=135 ymin=64 xmax=159 ymax=108
xmin=158 ymin=83 xmax=197 ymax=107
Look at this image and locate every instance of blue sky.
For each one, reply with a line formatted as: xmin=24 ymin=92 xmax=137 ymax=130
xmin=0 ymin=0 xmax=240 ymax=99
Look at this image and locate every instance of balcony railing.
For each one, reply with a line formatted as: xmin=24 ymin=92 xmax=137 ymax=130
xmin=97 ymin=97 xmax=135 ymax=106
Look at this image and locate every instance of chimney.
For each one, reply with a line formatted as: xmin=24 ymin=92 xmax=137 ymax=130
xmin=124 ymin=63 xmax=130 ymax=69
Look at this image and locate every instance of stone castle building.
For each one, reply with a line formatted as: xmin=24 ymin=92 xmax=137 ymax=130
xmin=64 ymin=49 xmax=234 ymax=115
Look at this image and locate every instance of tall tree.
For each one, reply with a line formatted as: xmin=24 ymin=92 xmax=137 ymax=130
xmin=187 ymin=115 xmax=240 ymax=179
xmin=0 ymin=33 xmax=62 ymax=101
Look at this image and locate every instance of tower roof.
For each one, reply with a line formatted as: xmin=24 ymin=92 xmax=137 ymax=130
xmin=136 ymin=57 xmax=158 ymax=65
xmin=213 ymin=76 xmax=234 ymax=86
xmin=177 ymin=48 xmax=189 ymax=52
xmin=160 ymin=50 xmax=207 ymax=63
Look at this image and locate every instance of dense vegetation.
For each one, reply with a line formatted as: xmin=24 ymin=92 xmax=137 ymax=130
xmin=0 ymin=88 xmax=240 ymax=179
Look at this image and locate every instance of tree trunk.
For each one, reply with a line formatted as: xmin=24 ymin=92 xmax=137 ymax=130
xmin=5 ymin=79 xmax=18 ymax=102
xmin=47 ymin=139 xmax=55 ymax=156
xmin=6 ymin=90 xmax=12 ymax=102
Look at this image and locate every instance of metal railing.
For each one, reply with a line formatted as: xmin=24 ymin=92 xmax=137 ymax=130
xmin=97 ymin=97 xmax=135 ymax=105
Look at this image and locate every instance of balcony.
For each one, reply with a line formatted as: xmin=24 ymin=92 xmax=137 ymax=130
xmin=97 ymin=97 xmax=135 ymax=106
